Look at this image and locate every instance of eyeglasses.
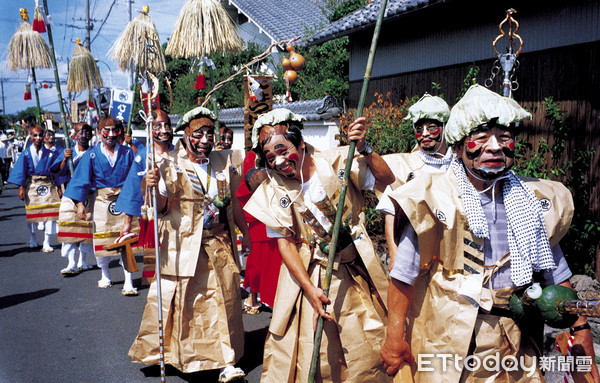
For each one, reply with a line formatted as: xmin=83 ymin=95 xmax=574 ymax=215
xmin=31 ymin=134 xmax=43 ymax=138
xmin=414 ymin=123 xmax=441 ymax=134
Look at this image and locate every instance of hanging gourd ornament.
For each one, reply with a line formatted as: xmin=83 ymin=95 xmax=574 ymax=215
xmin=284 ymin=69 xmax=298 ymax=84
xmin=290 ymin=51 xmax=305 ymax=71
xmin=286 ymin=44 xmax=294 ymax=53
xmin=281 ymin=56 xmax=292 ymax=70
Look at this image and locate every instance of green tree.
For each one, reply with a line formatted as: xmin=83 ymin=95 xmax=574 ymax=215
xmin=15 ymin=107 xmax=45 ymax=127
xmin=157 ymin=42 xmax=270 ymax=116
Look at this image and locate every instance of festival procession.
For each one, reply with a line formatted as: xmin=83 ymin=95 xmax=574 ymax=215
xmin=1 ymin=0 xmax=600 ymax=382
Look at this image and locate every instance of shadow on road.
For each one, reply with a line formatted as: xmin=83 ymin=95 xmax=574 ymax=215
xmin=0 ymin=245 xmax=36 ymax=258
xmin=0 ymin=288 xmax=60 ymax=309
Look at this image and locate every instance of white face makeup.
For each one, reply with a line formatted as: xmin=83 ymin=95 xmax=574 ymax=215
xmin=457 ymin=124 xmax=516 ymax=180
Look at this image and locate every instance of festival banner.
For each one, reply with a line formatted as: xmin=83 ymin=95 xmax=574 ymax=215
xmin=243 ymin=75 xmax=273 ymax=150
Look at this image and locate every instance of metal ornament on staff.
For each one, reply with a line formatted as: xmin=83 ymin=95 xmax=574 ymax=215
xmin=485 ymin=8 xmax=524 ymax=98
xmin=306 ymin=0 xmax=401 ymax=382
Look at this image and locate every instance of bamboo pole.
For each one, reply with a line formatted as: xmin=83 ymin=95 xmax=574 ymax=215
xmin=307 ymin=0 xmax=391 ymax=381
xmin=42 ymin=0 xmax=74 ymax=175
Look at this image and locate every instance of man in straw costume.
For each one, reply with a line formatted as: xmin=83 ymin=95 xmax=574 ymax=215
xmin=63 ymin=115 xmax=137 ymax=293
xmin=243 ymin=108 xmax=395 ymax=382
xmin=128 ymin=106 xmax=250 ymax=382
xmin=380 ymin=84 xmax=599 ymax=381
xmin=50 ymin=122 xmax=95 ymax=275
xmin=376 ymin=93 xmax=453 ymax=269
xmin=8 ymin=125 xmax=61 ymax=252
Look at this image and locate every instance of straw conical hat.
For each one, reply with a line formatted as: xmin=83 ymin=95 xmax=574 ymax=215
xmin=165 ymin=0 xmax=243 ymax=59
xmin=109 ymin=5 xmax=166 ymax=74
xmin=67 ymin=39 xmax=104 ymax=92
xmin=6 ymin=9 xmax=51 ymax=71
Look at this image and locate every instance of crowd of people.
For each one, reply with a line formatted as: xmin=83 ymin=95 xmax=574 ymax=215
xmin=5 ymin=83 xmax=600 ymax=382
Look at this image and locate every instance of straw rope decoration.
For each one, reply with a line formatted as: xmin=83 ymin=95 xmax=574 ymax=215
xmin=67 ymin=38 xmax=104 ymax=92
xmin=165 ymin=0 xmax=243 ymax=59
xmin=109 ymin=5 xmax=166 ymax=75
xmin=6 ymin=9 xmax=51 ymax=71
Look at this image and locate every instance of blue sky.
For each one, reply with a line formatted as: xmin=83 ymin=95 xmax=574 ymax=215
xmin=0 ymin=0 xmax=187 ymax=116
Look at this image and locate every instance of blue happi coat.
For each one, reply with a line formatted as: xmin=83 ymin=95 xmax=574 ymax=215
xmin=8 ymin=145 xmax=62 ymax=186
xmin=114 ymin=144 xmax=173 ymax=217
xmin=64 ymin=143 xmax=134 ymax=203
xmin=50 ymin=145 xmax=90 ymax=186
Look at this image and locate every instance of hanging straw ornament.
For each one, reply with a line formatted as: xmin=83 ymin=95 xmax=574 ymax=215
xmin=67 ymin=38 xmax=104 ymax=92
xmin=165 ymin=0 xmax=243 ymax=59
xmin=109 ymin=5 xmax=166 ymax=75
xmin=6 ymin=9 xmax=51 ymax=71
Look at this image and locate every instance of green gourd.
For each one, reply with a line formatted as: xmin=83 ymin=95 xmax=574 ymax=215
xmin=509 ymin=283 xmax=542 ymax=322
xmin=534 ymin=284 xmax=579 ymax=328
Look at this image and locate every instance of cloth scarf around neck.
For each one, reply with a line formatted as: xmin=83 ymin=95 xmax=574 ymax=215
xmin=450 ymin=157 xmax=556 ymax=286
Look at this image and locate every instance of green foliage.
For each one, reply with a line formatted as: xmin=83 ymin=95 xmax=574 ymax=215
xmin=456 ymin=65 xmax=480 ymax=102
xmin=513 ymin=98 xmax=600 ymax=275
xmin=15 ymin=107 xmax=45 ymax=126
xmin=273 ymin=38 xmax=350 ymax=105
xmin=327 ymin=0 xmax=367 ymax=22
xmin=157 ymin=42 xmax=269 ymax=116
xmin=337 ymin=92 xmax=417 ymax=240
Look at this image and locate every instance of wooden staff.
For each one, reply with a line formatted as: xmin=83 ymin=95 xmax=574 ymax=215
xmin=307 ymin=0 xmax=392 ymax=381
xmin=42 ymin=0 xmax=74 ymax=175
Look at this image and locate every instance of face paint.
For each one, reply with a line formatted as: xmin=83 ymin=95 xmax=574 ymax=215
xmin=31 ymin=129 xmax=44 ymax=149
xmin=460 ymin=125 xmax=515 ymax=180
xmin=263 ymin=135 xmax=303 ymax=179
xmin=152 ymin=122 xmax=173 ymax=143
xmin=185 ymin=119 xmax=214 ymax=159
xmin=100 ymin=125 xmax=120 ymax=147
xmin=78 ymin=127 xmax=93 ymax=149
xmin=44 ymin=131 xmax=55 ymax=146
xmin=415 ymin=120 xmax=443 ymax=152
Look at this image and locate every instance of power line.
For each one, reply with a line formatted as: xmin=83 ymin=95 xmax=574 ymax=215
xmin=91 ymin=0 xmax=117 ymax=45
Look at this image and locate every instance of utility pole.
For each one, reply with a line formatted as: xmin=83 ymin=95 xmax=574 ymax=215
xmin=0 ymin=78 xmax=5 ymax=117
xmin=85 ymin=0 xmax=91 ymax=50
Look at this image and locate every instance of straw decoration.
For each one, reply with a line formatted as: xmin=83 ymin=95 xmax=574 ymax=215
xmin=109 ymin=6 xmax=166 ymax=75
xmin=165 ymin=0 xmax=243 ymax=59
xmin=6 ymin=16 xmax=51 ymax=71
xmin=67 ymin=39 xmax=104 ymax=92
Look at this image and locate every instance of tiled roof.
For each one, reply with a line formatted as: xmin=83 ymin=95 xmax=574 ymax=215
xmin=218 ymin=95 xmax=341 ymax=125
xmin=229 ymin=0 xmax=329 ymax=43
xmin=306 ymin=0 xmax=435 ymax=46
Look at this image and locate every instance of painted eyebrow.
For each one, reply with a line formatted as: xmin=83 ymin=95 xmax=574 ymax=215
xmin=274 ymin=144 xmax=287 ymax=150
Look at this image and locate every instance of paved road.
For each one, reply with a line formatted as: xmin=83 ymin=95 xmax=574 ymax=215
xmin=0 ymin=183 xmax=269 ymax=383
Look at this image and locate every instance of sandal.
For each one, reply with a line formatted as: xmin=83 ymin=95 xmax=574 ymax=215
xmin=243 ymin=299 xmax=260 ymax=315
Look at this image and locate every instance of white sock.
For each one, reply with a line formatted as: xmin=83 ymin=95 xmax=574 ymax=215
xmin=29 ymin=223 xmax=37 ymax=245
xmin=62 ymin=243 xmax=77 ymax=269
xmin=96 ymin=256 xmax=111 ymax=281
xmin=119 ymin=258 xmax=135 ymax=290
xmin=78 ymin=243 xmax=93 ymax=267
xmin=43 ymin=222 xmax=55 ymax=247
